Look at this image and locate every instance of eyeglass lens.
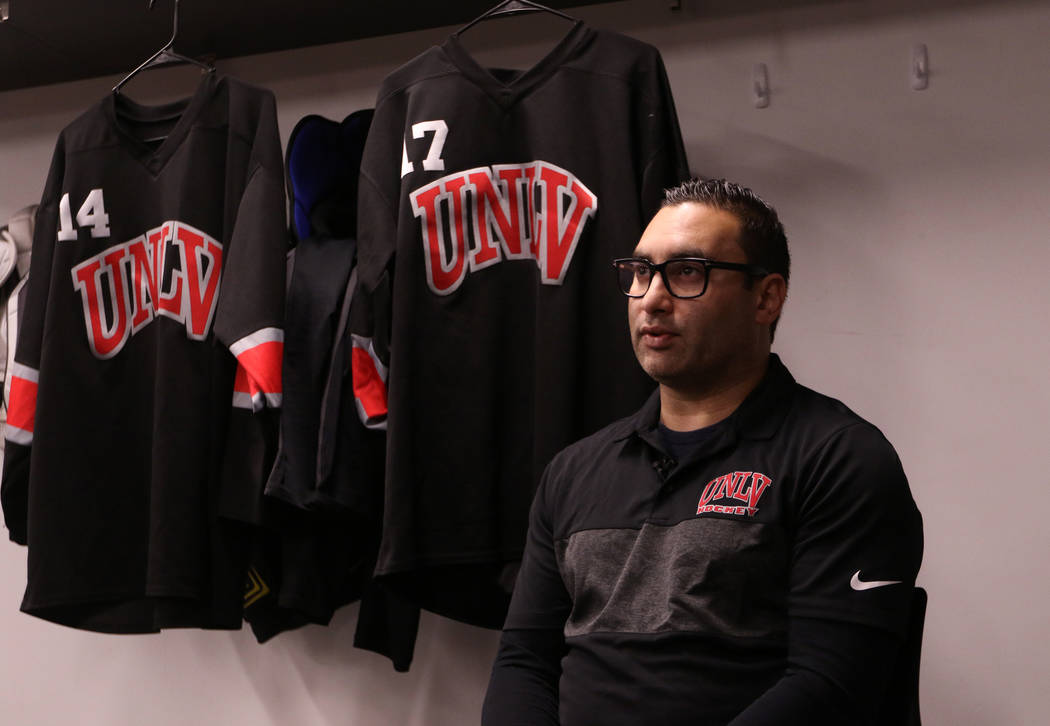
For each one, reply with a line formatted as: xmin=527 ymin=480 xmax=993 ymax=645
xmin=617 ymin=260 xmax=708 ymax=298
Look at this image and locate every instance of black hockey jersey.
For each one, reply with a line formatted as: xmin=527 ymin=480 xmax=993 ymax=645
xmin=0 ymin=74 xmax=287 ymax=632
xmin=352 ymin=23 xmax=689 ymax=628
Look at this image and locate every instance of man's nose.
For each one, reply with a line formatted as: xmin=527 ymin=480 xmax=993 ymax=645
xmin=639 ymin=269 xmax=673 ymax=310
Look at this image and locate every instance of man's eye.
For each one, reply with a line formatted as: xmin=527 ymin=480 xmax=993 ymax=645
xmin=674 ymin=263 xmax=702 ymax=277
xmin=633 ymin=264 xmax=652 ymax=278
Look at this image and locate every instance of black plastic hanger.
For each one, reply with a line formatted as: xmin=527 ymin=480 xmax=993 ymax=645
xmin=112 ymin=0 xmax=215 ymax=94
xmin=457 ymin=0 xmax=576 ymax=35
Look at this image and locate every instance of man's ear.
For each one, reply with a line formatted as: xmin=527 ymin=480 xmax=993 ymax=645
xmin=754 ymin=274 xmax=787 ymax=328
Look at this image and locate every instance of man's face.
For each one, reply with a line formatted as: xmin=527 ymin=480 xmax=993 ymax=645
xmin=628 ymin=202 xmax=762 ymax=395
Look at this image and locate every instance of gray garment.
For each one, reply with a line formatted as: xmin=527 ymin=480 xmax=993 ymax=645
xmin=0 ymin=205 xmax=36 ymax=469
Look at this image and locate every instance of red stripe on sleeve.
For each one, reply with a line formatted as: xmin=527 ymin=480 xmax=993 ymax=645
xmin=232 ymin=362 xmax=261 ymax=411
xmin=351 ymin=346 xmax=388 ymax=423
xmin=236 ymin=341 xmax=283 ymax=398
xmin=6 ymin=370 xmax=39 ymax=443
xmin=230 ymin=328 xmax=283 ymax=411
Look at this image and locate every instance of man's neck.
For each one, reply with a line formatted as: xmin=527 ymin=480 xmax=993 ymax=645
xmin=659 ymin=355 xmax=770 ymax=432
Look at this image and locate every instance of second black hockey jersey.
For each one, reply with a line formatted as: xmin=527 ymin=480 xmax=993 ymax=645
xmin=352 ymin=23 xmax=690 ymax=628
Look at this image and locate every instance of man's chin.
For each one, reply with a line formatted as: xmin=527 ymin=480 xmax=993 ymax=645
xmin=639 ymin=361 xmax=682 ymax=387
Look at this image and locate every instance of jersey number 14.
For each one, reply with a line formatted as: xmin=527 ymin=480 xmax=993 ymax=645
xmin=57 ymin=188 xmax=111 ymax=241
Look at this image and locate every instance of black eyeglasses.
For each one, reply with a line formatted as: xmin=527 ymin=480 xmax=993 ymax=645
xmin=612 ymin=257 xmax=770 ymax=299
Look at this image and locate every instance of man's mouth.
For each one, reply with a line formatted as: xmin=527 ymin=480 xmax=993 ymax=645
xmin=638 ymin=325 xmax=676 ymax=347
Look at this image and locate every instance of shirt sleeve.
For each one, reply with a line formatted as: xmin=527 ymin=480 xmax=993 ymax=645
xmin=790 ymin=421 xmax=924 ymax=634
xmin=483 ymin=462 xmax=572 ymax=725
xmin=727 ymin=616 xmax=904 ymax=725
xmin=727 ymin=420 xmax=924 ymax=722
xmin=482 ymin=627 xmax=565 ymax=726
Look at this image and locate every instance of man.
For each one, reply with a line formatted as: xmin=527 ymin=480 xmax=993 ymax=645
xmin=482 ymin=178 xmax=923 ymax=725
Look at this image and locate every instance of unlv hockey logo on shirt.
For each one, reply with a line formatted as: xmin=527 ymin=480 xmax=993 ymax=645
xmin=697 ymin=471 xmax=775 ymax=518
xmin=71 ymin=220 xmax=223 ymax=359
xmin=409 ymin=161 xmax=598 ymax=295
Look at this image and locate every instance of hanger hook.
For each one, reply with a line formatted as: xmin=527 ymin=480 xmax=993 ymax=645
xmin=146 ymin=0 xmax=179 ymax=49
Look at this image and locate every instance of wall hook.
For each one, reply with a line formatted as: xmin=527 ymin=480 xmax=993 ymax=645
xmin=911 ymin=44 xmax=929 ymax=90
xmin=753 ymin=63 xmax=770 ymax=108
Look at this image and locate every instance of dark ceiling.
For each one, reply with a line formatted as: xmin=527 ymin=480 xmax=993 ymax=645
xmin=0 ymin=0 xmax=611 ymax=92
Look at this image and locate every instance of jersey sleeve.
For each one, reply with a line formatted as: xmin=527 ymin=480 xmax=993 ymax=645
xmin=211 ymin=92 xmax=289 ymax=524
xmin=789 ymin=422 xmax=924 ymax=634
xmin=1 ymin=144 xmax=63 ymax=544
xmin=348 ymin=257 xmax=390 ymax=431
xmin=349 ymin=129 xmax=399 ymax=430
xmin=213 ymin=92 xmax=288 ymax=415
xmin=637 ymin=50 xmax=690 ymax=218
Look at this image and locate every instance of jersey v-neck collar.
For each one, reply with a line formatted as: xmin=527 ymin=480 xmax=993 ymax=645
xmin=441 ymin=21 xmax=591 ymax=107
xmin=105 ymin=72 xmax=218 ymax=177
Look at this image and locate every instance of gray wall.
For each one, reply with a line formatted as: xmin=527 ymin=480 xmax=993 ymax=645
xmin=1 ymin=1 xmax=1048 ymax=723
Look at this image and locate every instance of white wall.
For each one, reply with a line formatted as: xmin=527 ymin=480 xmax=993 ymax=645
xmin=2 ymin=1 xmax=1048 ymax=723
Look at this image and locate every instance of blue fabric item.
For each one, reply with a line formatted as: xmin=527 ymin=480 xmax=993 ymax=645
xmin=285 ymin=109 xmax=374 ymax=241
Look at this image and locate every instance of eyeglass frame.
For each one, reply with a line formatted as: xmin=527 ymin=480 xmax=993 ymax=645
xmin=612 ymin=257 xmax=771 ymax=299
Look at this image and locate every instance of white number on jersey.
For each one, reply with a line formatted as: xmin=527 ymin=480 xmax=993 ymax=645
xmin=400 ymin=120 xmax=449 ymax=178
xmin=57 ymin=188 xmax=111 ymax=241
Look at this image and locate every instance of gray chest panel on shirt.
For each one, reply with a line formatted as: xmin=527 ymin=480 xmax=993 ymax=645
xmin=556 ymin=517 xmax=789 ymax=640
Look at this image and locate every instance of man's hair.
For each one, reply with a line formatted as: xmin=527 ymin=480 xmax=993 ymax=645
xmin=663 ymin=178 xmax=790 ymax=339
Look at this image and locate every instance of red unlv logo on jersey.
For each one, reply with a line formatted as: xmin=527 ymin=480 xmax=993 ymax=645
xmin=71 ymin=221 xmax=223 ymax=359
xmin=409 ymin=161 xmax=597 ymax=295
xmin=697 ymin=471 xmax=774 ymax=518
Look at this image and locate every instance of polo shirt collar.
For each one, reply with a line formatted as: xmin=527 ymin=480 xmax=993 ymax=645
xmin=617 ymin=354 xmax=797 ymax=448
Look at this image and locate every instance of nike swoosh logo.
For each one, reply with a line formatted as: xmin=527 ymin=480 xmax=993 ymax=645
xmin=850 ymin=571 xmax=903 ymax=591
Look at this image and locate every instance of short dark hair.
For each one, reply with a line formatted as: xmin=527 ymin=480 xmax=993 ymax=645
xmin=663 ymin=178 xmax=790 ymax=339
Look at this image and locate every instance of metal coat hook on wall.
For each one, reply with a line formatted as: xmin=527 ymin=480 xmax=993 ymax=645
xmin=753 ymin=63 xmax=770 ymax=108
xmin=911 ymin=44 xmax=930 ymax=90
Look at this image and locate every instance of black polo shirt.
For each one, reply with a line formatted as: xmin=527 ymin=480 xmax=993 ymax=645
xmin=502 ymin=354 xmax=923 ymax=726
